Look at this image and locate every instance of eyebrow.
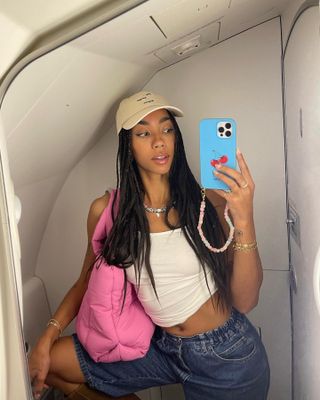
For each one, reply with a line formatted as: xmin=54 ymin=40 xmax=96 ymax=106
xmin=138 ymin=116 xmax=171 ymax=125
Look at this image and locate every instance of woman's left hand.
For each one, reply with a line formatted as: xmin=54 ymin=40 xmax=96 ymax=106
xmin=208 ymin=149 xmax=255 ymax=227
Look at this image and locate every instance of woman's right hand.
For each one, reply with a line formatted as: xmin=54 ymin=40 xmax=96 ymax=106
xmin=28 ymin=340 xmax=51 ymax=399
xmin=27 ymin=193 xmax=109 ymax=398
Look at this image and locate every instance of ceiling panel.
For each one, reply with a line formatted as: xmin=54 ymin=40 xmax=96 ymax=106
xmin=151 ymin=0 xmax=228 ymax=40
xmin=154 ymin=21 xmax=220 ymax=64
xmin=220 ymin=0 xmax=287 ymax=40
xmin=0 ymin=0 xmax=110 ymax=31
xmin=6 ymin=52 xmax=151 ymax=186
xmin=70 ymin=15 xmax=167 ymax=65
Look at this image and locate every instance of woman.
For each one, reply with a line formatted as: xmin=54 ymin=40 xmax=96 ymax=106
xmin=29 ymin=91 xmax=270 ymax=400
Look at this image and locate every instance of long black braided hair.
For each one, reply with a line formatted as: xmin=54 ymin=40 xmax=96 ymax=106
xmin=96 ymin=111 xmax=232 ymax=310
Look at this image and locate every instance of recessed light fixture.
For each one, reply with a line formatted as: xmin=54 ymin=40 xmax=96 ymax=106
xmin=171 ymin=35 xmax=201 ymax=56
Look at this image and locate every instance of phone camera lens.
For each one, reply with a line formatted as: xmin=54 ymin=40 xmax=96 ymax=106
xmin=225 ymin=123 xmax=231 ymax=129
xmin=225 ymin=130 xmax=231 ymax=137
xmin=218 ymin=127 xmax=224 ymax=133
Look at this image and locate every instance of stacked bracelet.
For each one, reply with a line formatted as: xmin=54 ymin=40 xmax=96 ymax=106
xmin=47 ymin=318 xmax=62 ymax=336
xmin=233 ymin=241 xmax=258 ymax=252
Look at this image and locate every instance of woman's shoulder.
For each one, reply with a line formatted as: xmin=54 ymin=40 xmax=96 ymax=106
xmin=87 ymin=191 xmax=113 ymax=241
xmin=89 ymin=190 xmax=111 ymax=218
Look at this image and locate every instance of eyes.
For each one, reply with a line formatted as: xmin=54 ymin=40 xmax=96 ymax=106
xmin=135 ymin=127 xmax=175 ymax=138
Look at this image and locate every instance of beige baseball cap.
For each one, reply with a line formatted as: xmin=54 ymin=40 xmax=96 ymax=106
xmin=116 ymin=91 xmax=184 ymax=134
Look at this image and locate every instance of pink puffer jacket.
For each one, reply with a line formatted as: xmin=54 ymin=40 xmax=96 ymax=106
xmin=76 ymin=189 xmax=155 ymax=362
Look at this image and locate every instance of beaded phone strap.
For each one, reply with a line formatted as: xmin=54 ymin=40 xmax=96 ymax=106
xmin=197 ymin=188 xmax=234 ymax=253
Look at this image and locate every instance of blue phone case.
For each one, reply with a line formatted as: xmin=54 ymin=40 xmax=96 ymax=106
xmin=199 ymin=118 xmax=237 ymax=190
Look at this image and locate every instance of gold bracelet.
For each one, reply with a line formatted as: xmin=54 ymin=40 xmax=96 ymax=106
xmin=233 ymin=241 xmax=258 ymax=252
xmin=47 ymin=318 xmax=62 ymax=336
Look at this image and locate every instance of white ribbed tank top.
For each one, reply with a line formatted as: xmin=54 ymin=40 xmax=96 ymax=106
xmin=126 ymin=228 xmax=217 ymax=327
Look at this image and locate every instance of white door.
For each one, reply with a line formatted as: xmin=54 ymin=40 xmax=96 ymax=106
xmin=283 ymin=5 xmax=320 ymax=400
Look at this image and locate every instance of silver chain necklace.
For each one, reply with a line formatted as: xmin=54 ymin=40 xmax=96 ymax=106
xmin=143 ymin=204 xmax=167 ymax=218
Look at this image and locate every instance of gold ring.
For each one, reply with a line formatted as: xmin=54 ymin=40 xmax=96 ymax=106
xmin=241 ymin=182 xmax=249 ymax=189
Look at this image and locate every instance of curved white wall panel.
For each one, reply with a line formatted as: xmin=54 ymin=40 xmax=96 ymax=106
xmin=281 ymin=0 xmax=312 ymax=47
xmin=284 ymin=6 xmax=320 ymax=400
xmin=314 ymin=246 xmax=320 ymax=316
xmin=0 ymin=117 xmax=30 ymax=400
xmin=0 ymin=0 xmax=125 ymax=79
xmin=0 ymin=12 xmax=31 ymax=78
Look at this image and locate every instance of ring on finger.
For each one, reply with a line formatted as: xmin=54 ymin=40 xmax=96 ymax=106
xmin=240 ymin=181 xmax=249 ymax=189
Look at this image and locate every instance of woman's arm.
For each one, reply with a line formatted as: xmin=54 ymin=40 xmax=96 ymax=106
xmin=206 ymin=150 xmax=263 ymax=314
xmin=29 ymin=192 xmax=110 ymax=396
xmin=39 ymin=192 xmax=110 ymax=344
xmin=229 ymin=216 xmax=262 ymax=313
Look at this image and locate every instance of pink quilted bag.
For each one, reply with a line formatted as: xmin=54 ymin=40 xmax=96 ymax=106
xmin=76 ymin=189 xmax=155 ymax=362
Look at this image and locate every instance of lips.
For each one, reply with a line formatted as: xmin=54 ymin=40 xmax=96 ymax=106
xmin=152 ymin=154 xmax=169 ymax=160
xmin=152 ymin=154 xmax=169 ymax=165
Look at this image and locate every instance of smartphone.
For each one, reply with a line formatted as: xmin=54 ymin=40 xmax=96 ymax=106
xmin=199 ymin=118 xmax=237 ymax=191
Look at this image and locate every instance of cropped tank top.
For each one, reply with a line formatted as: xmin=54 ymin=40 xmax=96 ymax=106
xmin=126 ymin=228 xmax=217 ymax=327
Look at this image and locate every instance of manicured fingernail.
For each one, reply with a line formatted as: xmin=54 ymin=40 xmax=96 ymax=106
xmin=237 ymin=148 xmax=241 ymax=155
xmin=215 ymin=163 xmax=222 ymax=169
xmin=214 ymin=170 xmax=219 ymax=175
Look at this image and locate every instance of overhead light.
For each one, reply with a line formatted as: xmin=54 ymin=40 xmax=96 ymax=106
xmin=171 ymin=35 xmax=201 ymax=56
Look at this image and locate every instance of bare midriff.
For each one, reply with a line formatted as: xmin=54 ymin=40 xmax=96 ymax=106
xmin=162 ymin=291 xmax=231 ymax=337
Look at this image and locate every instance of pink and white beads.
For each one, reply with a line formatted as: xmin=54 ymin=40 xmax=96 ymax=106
xmin=197 ymin=189 xmax=234 ymax=253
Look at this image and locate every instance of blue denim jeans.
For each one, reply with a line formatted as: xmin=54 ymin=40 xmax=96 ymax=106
xmin=72 ymin=308 xmax=270 ymax=399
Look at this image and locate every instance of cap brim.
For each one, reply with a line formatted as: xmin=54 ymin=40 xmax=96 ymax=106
xmin=121 ymin=105 xmax=184 ymax=132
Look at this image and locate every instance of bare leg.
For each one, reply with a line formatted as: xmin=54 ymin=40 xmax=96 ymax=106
xmin=46 ymin=336 xmax=85 ymax=392
xmin=46 ymin=336 xmax=140 ymax=399
xmin=46 ymin=372 xmax=78 ymax=395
